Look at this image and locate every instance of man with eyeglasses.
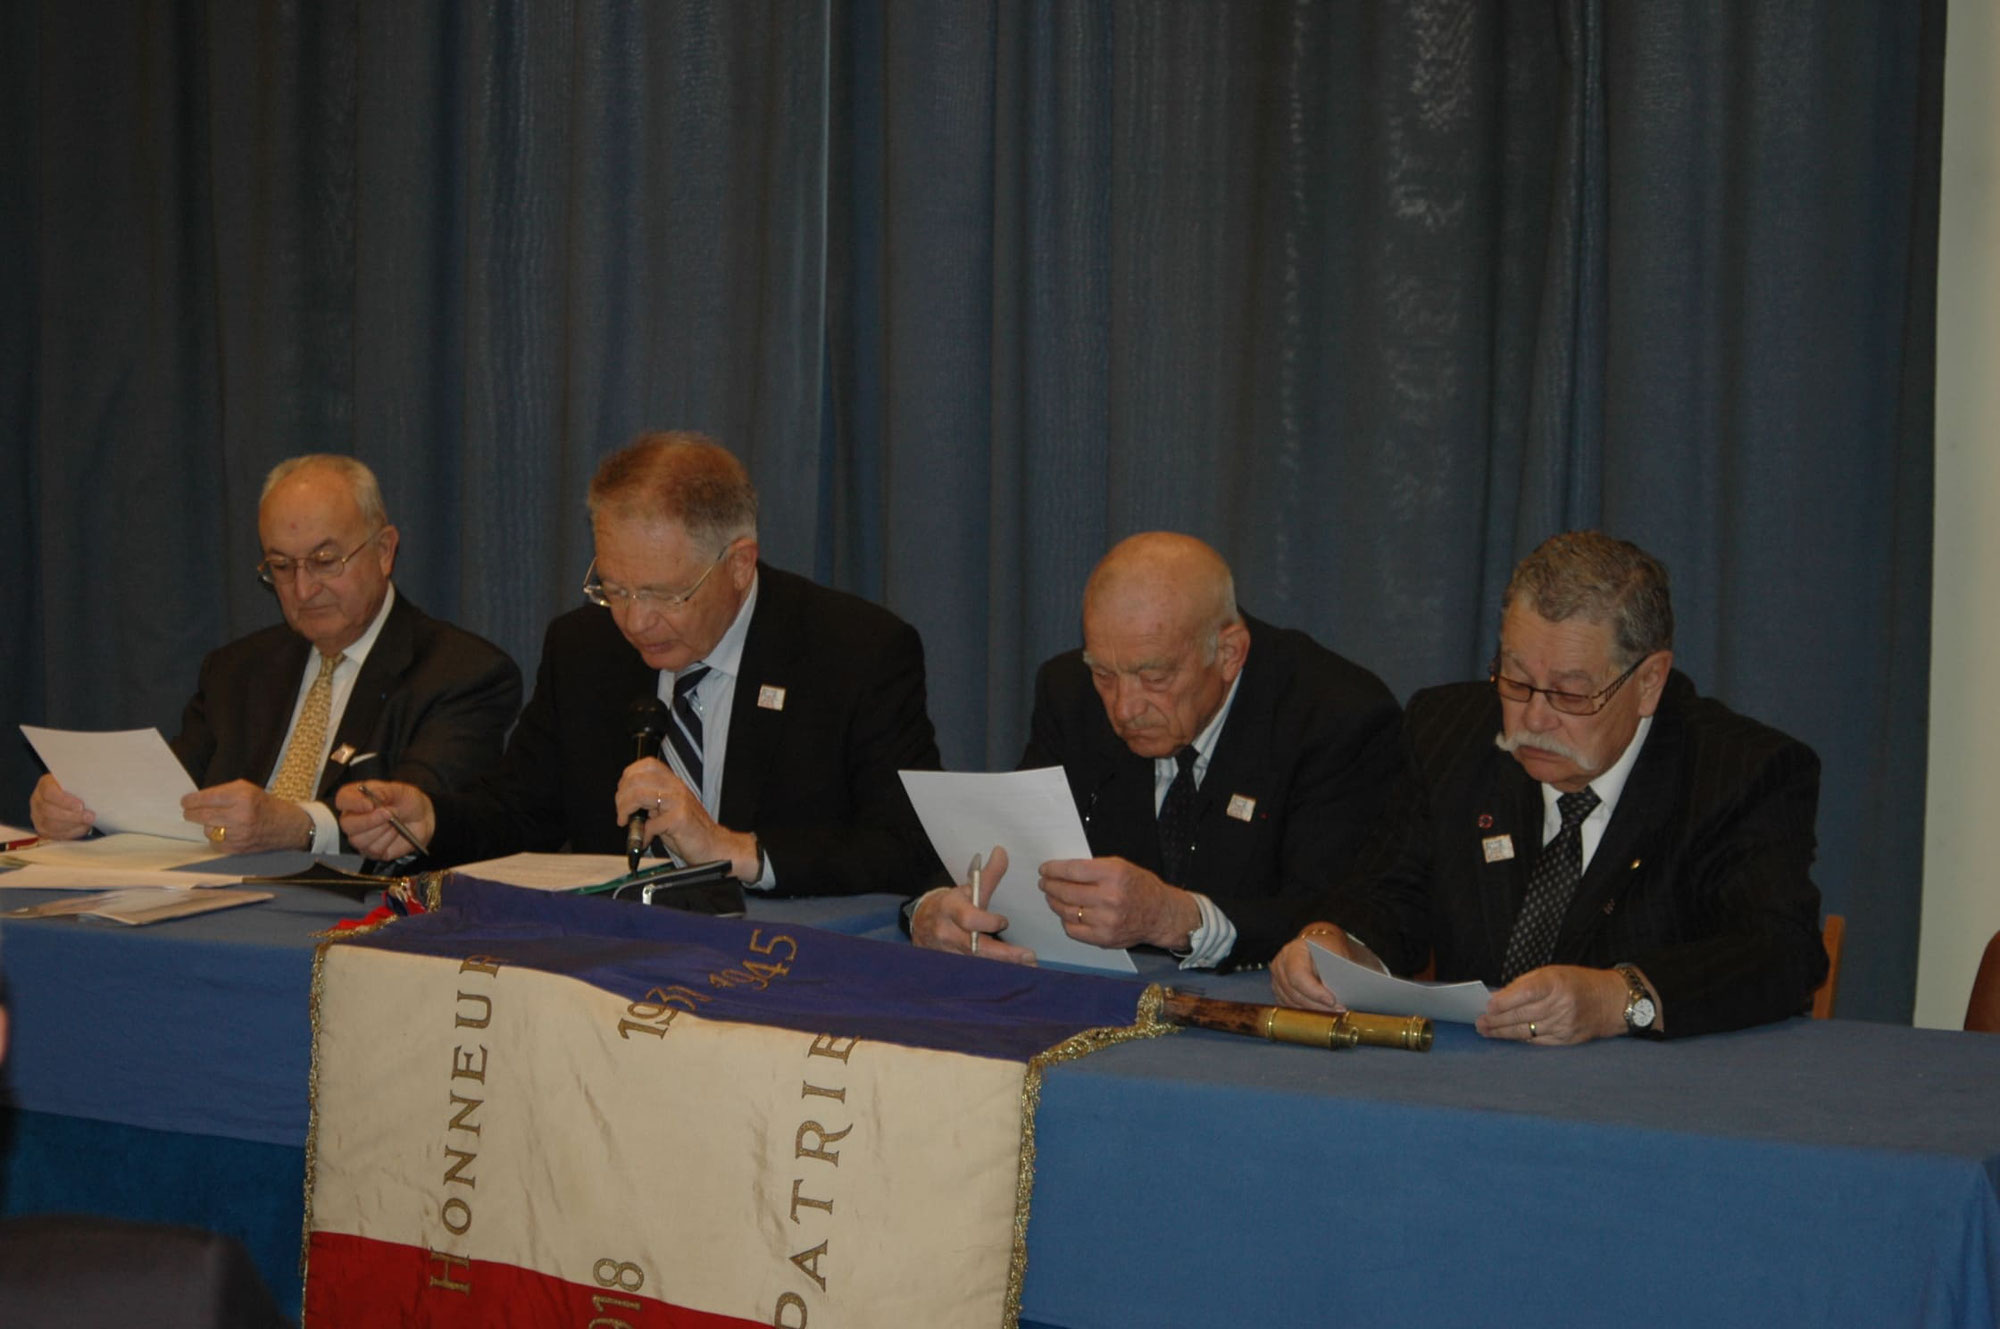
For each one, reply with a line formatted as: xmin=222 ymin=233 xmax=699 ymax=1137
xmin=1267 ymin=531 xmax=1826 ymax=1043
xmin=909 ymin=532 xmax=1400 ymax=969
xmin=337 ymin=432 xmax=945 ymax=896
xmin=27 ymin=454 xmax=521 ymax=854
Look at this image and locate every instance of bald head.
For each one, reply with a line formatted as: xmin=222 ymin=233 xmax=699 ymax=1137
xmin=1084 ymin=533 xmax=1239 ymax=661
xmin=1080 ymin=533 xmax=1248 ymax=759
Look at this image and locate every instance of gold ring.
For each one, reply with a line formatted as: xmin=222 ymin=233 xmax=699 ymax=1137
xmin=206 ymin=824 xmax=226 ymax=845
xmin=1528 ymin=1022 xmax=1538 ymax=1039
xmin=1075 ymin=908 xmax=1085 ymax=923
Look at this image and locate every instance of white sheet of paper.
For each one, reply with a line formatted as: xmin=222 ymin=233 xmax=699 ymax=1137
xmin=5 ymin=832 xmax=225 ymax=871
xmin=20 ymin=726 xmax=204 ymax=841
xmin=1307 ymin=940 xmax=1495 ymax=1024
xmin=899 ymin=767 xmax=1137 ymax=974
xmin=0 ymin=864 xmax=244 ymax=891
xmin=452 ymin=852 xmax=631 ymax=891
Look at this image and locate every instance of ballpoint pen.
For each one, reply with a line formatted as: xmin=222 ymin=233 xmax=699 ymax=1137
xmin=361 ymin=783 xmax=430 ymax=858
xmin=967 ymin=852 xmax=984 ymax=955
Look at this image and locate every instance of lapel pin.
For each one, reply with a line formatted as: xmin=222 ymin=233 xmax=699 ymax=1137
xmin=329 ymin=743 xmax=358 ymax=766
xmin=1630 ymin=859 xmax=1642 ymax=871
xmin=1477 ymin=813 xmax=1494 ymax=829
xmin=758 ymin=685 xmax=787 ymax=711
xmin=1482 ymin=834 xmax=1515 ymax=863
xmin=1226 ymin=794 xmax=1256 ymax=822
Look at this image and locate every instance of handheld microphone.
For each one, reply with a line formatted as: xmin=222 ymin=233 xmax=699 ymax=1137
xmin=625 ymin=696 xmax=673 ymax=871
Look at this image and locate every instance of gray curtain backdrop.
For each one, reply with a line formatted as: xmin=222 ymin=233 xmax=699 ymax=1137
xmin=0 ymin=1 xmax=1941 ymax=1023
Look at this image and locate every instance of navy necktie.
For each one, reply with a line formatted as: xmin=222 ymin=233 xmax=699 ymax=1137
xmin=1501 ymin=787 xmax=1601 ymax=982
xmin=666 ymin=665 xmax=712 ymax=795
xmin=1157 ymin=745 xmax=1201 ymax=885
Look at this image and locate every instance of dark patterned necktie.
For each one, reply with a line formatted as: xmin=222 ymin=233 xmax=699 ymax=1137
xmin=1156 ymin=745 xmax=1201 ymax=885
xmin=665 ymin=664 xmax=712 ymax=794
xmin=1501 ymin=787 xmax=1601 ymax=982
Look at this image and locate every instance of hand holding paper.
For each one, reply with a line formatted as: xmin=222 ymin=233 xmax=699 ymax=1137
xmin=899 ymin=768 xmax=1137 ymax=974
xmin=21 ymin=727 xmax=203 ymax=842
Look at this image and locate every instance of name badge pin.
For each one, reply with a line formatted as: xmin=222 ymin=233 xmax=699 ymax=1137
xmin=1226 ymin=794 xmax=1256 ymax=822
xmin=1482 ymin=834 xmax=1515 ymax=863
xmin=758 ymin=685 xmax=787 ymax=711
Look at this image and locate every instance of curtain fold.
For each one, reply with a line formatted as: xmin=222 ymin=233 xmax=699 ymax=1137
xmin=1 ymin=0 xmax=1941 ymax=1020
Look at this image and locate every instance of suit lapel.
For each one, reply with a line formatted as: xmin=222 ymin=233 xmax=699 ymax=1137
xmin=245 ymin=635 xmax=313 ymax=790
xmin=1487 ymin=760 xmax=1544 ymax=963
xmin=1557 ymin=691 xmax=1688 ymax=952
xmin=315 ymin=596 xmax=416 ymax=798
xmin=718 ymin=568 xmax=793 ymax=831
xmin=1181 ymin=635 xmax=1271 ymax=894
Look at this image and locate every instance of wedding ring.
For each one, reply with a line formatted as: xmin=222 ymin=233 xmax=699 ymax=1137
xmin=1075 ymin=908 xmax=1085 ymax=923
xmin=206 ymin=825 xmax=226 ymax=845
xmin=1528 ymin=1022 xmax=1538 ymax=1039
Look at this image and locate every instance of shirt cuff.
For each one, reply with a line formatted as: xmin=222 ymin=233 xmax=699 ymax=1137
xmin=1177 ymin=892 xmax=1238 ymax=970
xmin=741 ymin=839 xmax=776 ymax=892
xmin=304 ymin=800 xmax=339 ymax=855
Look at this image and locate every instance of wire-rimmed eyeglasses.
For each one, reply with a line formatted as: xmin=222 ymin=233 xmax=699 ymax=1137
xmin=1488 ymin=654 xmax=1645 ymax=716
xmin=582 ymin=542 xmax=738 ymax=612
xmin=257 ymin=531 xmax=383 ymax=587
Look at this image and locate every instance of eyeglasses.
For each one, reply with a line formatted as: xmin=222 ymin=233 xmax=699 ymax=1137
xmin=583 ymin=542 xmax=737 ymax=612
xmin=1489 ymin=654 xmax=1645 ymax=716
xmin=257 ymin=531 xmax=382 ymax=586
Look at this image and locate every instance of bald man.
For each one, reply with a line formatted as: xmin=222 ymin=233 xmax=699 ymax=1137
xmin=29 ymin=455 xmax=521 ymax=854
xmin=912 ymin=533 xmax=1401 ymax=969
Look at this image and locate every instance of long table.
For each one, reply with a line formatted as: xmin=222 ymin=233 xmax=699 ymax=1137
xmin=4 ymin=883 xmax=1998 ymax=1326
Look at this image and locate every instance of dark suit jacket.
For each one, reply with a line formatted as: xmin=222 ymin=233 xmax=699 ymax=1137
xmin=170 ymin=593 xmax=522 ymax=819
xmin=1297 ymin=672 xmax=1827 ymax=1038
xmin=1022 ymin=613 xmax=1402 ymax=964
xmin=427 ymin=564 xmax=945 ymax=896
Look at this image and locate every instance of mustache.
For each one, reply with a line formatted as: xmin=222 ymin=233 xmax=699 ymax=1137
xmin=1494 ymin=728 xmax=1593 ymax=769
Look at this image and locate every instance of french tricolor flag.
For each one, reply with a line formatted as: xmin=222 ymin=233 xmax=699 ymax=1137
xmin=303 ymin=878 xmax=1158 ymax=1327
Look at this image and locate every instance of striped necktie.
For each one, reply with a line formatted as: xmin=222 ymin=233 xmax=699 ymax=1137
xmin=666 ymin=664 xmax=712 ymax=796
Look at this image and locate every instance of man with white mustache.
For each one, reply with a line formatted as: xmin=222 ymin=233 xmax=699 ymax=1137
xmin=1269 ymin=531 xmax=1827 ymax=1043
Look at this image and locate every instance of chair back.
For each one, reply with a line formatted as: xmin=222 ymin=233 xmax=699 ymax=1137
xmin=1812 ymin=915 xmax=1845 ymax=1020
xmin=1966 ymin=929 xmax=2000 ymax=1033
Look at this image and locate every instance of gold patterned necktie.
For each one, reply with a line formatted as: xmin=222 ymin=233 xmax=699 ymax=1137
xmin=270 ymin=651 xmax=344 ymax=802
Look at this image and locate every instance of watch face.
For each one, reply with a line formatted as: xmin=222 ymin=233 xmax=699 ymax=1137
xmin=1629 ymin=995 xmax=1657 ymax=1029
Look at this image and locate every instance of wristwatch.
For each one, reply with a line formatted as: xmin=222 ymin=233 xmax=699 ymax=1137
xmin=1614 ymin=963 xmax=1658 ymax=1034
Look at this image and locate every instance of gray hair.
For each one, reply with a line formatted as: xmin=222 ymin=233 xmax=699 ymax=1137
xmin=1503 ymin=531 xmax=1673 ymax=666
xmin=260 ymin=454 xmax=388 ymax=529
xmin=587 ymin=431 xmax=759 ymax=549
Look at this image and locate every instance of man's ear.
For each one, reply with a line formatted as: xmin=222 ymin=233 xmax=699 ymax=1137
xmin=1634 ymin=649 xmax=1674 ymax=717
xmin=1217 ymin=619 xmax=1251 ymax=683
xmin=728 ymin=537 xmax=760 ymax=589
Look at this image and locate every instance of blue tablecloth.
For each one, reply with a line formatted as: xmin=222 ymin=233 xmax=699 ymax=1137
xmin=4 ymin=882 xmax=1998 ymax=1327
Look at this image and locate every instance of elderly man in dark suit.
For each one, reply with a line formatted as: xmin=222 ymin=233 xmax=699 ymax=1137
xmin=28 ymin=455 xmax=521 ymax=854
xmin=911 ymin=531 xmax=1401 ymax=969
xmin=340 ymin=432 xmax=944 ymax=896
xmin=1269 ymin=531 xmax=1828 ymax=1043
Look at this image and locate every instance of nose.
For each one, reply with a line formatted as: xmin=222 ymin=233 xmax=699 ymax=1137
xmin=1111 ymin=677 xmax=1150 ymax=724
xmin=1522 ymin=689 xmax=1563 ymax=731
